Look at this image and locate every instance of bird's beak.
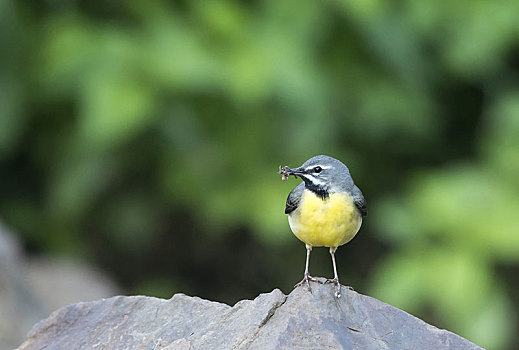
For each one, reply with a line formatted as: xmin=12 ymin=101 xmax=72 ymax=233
xmin=287 ymin=167 xmax=306 ymax=177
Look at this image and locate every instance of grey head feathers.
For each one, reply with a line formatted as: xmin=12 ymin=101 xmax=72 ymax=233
xmin=297 ymin=155 xmax=354 ymax=194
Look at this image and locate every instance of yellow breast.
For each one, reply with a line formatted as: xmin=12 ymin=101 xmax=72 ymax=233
xmin=288 ymin=189 xmax=362 ymax=248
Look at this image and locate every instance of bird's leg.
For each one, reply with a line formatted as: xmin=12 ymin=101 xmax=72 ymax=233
xmin=295 ymin=245 xmax=321 ymax=288
xmin=325 ymin=247 xmax=342 ymax=298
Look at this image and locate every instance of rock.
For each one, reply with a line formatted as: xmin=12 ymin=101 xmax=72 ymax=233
xmin=0 ymin=222 xmax=119 ymax=349
xmin=17 ymin=278 xmax=483 ymax=350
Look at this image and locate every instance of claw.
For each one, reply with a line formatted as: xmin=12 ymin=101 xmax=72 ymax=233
xmin=325 ymin=278 xmax=342 ymax=298
xmin=295 ymin=273 xmax=322 ymax=289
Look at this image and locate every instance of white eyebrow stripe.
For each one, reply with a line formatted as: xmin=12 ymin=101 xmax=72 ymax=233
xmin=304 ymin=165 xmax=333 ymax=171
xmin=302 ymin=174 xmax=326 ymax=186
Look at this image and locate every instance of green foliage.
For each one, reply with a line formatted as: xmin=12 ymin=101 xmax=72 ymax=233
xmin=371 ymin=91 xmax=519 ymax=349
xmin=1 ymin=0 xmax=518 ymax=349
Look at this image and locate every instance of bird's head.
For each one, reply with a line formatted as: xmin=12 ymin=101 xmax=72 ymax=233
xmin=285 ymin=155 xmax=352 ymax=196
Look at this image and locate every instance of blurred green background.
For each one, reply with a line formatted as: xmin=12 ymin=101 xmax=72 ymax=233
xmin=1 ymin=0 xmax=519 ymax=349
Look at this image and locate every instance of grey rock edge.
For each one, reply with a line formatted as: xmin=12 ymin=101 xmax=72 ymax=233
xmin=17 ymin=278 xmax=484 ymax=350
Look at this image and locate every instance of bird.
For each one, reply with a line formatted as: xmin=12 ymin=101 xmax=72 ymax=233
xmin=280 ymin=155 xmax=367 ymax=297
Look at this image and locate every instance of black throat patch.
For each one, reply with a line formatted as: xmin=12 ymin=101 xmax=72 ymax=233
xmin=305 ymin=181 xmax=329 ymax=199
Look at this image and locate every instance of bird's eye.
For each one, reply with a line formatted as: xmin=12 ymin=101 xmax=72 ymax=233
xmin=314 ymin=166 xmax=322 ymax=173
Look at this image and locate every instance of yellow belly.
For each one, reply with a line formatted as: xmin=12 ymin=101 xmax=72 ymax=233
xmin=288 ymin=190 xmax=362 ymax=248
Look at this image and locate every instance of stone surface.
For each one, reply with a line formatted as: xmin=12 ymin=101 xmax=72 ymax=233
xmin=17 ymin=278 xmax=483 ymax=350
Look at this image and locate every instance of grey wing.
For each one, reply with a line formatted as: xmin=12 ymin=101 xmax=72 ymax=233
xmin=351 ymin=185 xmax=367 ymax=217
xmin=285 ymin=182 xmax=304 ymax=214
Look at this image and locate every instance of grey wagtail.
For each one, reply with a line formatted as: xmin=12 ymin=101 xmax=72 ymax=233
xmin=279 ymin=155 xmax=367 ymax=297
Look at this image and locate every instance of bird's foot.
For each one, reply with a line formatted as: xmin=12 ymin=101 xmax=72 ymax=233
xmin=325 ymin=278 xmax=346 ymax=298
xmin=325 ymin=278 xmax=354 ymax=291
xmin=295 ymin=273 xmax=322 ymax=289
